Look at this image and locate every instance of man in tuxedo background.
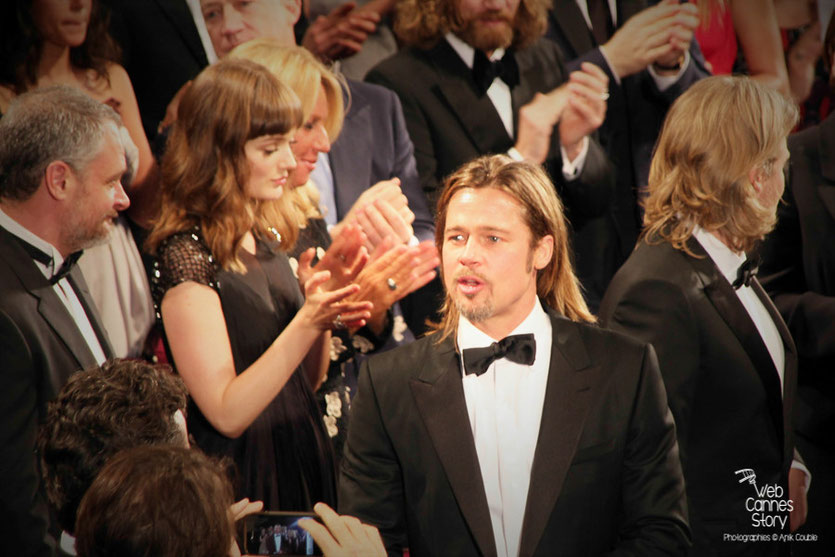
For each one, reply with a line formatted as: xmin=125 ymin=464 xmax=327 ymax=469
xmin=545 ymin=0 xmax=708 ymax=309
xmin=339 ymin=154 xmax=689 ymax=556
xmin=0 ymin=86 xmax=128 ymax=555
xmin=599 ymin=76 xmax=807 ymax=556
xmin=366 ymin=0 xmax=615 ymax=310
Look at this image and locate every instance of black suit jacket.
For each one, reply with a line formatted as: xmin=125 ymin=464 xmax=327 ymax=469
xmin=339 ymin=307 xmax=689 ymax=556
xmin=599 ymin=238 xmax=798 ymax=556
xmin=546 ymin=0 xmax=708 ymax=308
xmin=108 ymin=0 xmax=209 ymax=142
xmin=0 ymin=226 xmax=113 ymax=556
xmin=760 ymin=114 xmax=835 ymax=444
xmin=366 ymin=38 xmax=614 ymax=225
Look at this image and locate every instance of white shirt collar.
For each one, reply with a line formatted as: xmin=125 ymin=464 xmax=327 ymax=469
xmin=445 ymin=32 xmax=507 ymax=69
xmin=0 ymin=206 xmax=65 ymax=276
xmin=692 ymin=224 xmax=747 ymax=286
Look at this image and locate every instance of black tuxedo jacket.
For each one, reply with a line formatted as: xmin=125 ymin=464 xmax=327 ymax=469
xmin=0 ymin=226 xmax=113 ymax=556
xmin=366 ymin=38 xmax=614 ymax=225
xmin=760 ymin=113 xmax=835 ymax=445
xmin=546 ymin=0 xmax=709 ymax=308
xmin=339 ymin=307 xmax=689 ymax=556
xmin=599 ymin=238 xmax=798 ymax=556
xmin=108 ymin=0 xmax=209 ymax=142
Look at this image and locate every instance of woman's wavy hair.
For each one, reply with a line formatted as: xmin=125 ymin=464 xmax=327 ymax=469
xmin=0 ymin=0 xmax=121 ymax=94
xmin=643 ymin=75 xmax=798 ymax=255
xmin=431 ymin=155 xmax=594 ymax=342
xmin=229 ymin=39 xmax=347 ymax=230
xmin=146 ymin=58 xmax=302 ymax=271
xmin=394 ymin=0 xmax=549 ymax=50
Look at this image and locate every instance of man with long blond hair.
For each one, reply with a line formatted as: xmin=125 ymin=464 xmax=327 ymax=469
xmin=600 ymin=75 xmax=807 ymax=557
xmin=340 ymin=154 xmax=689 ymax=556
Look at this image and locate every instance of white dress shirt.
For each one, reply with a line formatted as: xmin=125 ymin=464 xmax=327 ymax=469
xmin=457 ymin=299 xmax=552 ymax=557
xmin=444 ymin=33 xmax=589 ymax=178
xmin=0 ymin=208 xmax=107 ymax=365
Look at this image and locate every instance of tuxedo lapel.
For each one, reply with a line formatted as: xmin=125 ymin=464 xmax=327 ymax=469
xmin=67 ymin=267 xmax=115 ymax=359
xmin=519 ymin=312 xmax=595 ymax=556
xmin=330 ymin=84 xmax=373 ymax=218
xmin=154 ymin=0 xmax=208 ymax=66
xmin=430 ymin=41 xmax=513 ymax=153
xmin=687 ymin=238 xmax=785 ymax=437
xmin=409 ymin=338 xmax=497 ymax=557
xmin=751 ymin=278 xmax=797 ymax=460
xmin=552 ymin=0 xmax=596 ymax=55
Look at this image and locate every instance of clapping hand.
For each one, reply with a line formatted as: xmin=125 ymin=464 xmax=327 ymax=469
xmin=297 ymin=224 xmax=368 ymax=292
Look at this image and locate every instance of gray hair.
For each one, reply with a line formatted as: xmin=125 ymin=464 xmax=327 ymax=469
xmin=0 ymin=85 xmax=122 ymax=201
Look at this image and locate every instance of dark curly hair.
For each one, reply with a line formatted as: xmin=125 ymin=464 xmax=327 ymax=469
xmin=0 ymin=0 xmax=122 ymax=95
xmin=37 ymin=359 xmax=188 ymax=535
xmin=393 ymin=0 xmax=549 ymax=50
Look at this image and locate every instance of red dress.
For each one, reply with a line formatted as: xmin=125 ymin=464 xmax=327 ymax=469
xmin=693 ymin=2 xmax=737 ymax=75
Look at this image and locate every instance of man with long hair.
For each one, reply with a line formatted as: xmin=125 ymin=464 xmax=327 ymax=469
xmin=340 ymin=154 xmax=689 ymax=556
xmin=600 ymin=75 xmax=807 ymax=556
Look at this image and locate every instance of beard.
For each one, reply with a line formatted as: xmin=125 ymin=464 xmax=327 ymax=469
xmin=64 ymin=211 xmax=117 ymax=252
xmin=456 ymin=11 xmax=515 ymax=52
xmin=449 ymin=269 xmax=495 ymax=323
xmin=455 ymin=294 xmax=495 ymax=323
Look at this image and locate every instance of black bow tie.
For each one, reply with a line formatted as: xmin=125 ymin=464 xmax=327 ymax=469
xmin=13 ymin=235 xmax=82 ymax=285
xmin=462 ymin=333 xmax=536 ymax=376
xmin=472 ymin=49 xmax=520 ymax=94
xmin=732 ymin=256 xmax=760 ymax=290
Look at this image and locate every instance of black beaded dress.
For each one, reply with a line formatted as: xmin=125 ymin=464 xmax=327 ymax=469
xmin=151 ymin=227 xmax=336 ymax=511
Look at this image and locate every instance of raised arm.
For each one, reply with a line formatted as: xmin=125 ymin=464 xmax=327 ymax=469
xmin=162 ymin=267 xmax=370 ymax=439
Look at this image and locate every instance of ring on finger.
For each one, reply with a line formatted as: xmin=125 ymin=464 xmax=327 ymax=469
xmin=599 ymin=90 xmax=610 ymax=101
xmin=333 ymin=314 xmax=346 ymax=330
xmin=386 ymin=278 xmax=397 ymax=291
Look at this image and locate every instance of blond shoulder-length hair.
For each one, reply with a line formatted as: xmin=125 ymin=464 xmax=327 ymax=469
xmin=431 ymin=155 xmax=594 ymax=342
xmin=394 ymin=0 xmax=550 ymax=50
xmin=643 ymin=75 xmax=797 ymax=254
xmin=145 ymin=58 xmax=302 ymax=271
xmin=229 ymin=39 xmax=347 ymax=237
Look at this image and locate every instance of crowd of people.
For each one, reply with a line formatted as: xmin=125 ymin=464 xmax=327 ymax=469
xmin=1 ymin=1 xmax=833 ymax=556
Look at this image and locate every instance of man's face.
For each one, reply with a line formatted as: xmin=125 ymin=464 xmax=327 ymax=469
xmin=201 ymin=0 xmax=301 ymax=57
xmin=456 ymin=0 xmax=520 ymax=53
xmin=442 ymin=186 xmax=552 ymax=339
xmin=64 ymin=123 xmax=129 ymax=251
